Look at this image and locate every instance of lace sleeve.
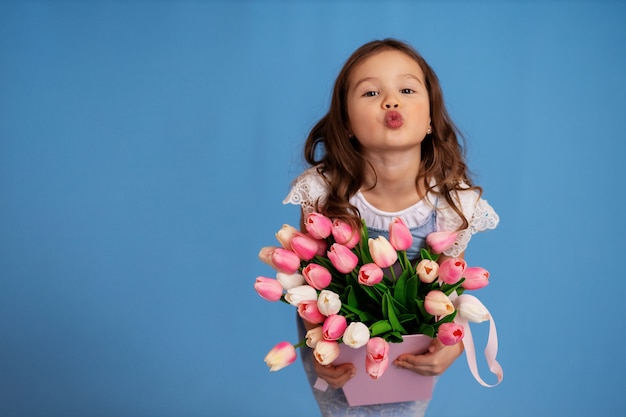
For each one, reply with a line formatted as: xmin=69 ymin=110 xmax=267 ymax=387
xmin=283 ymin=167 xmax=329 ymax=216
xmin=437 ymin=189 xmax=500 ymax=257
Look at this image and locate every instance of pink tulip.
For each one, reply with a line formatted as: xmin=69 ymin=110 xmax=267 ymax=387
xmin=297 ymin=300 xmax=326 ymax=324
xmin=305 ymin=212 xmax=333 ymax=239
xmin=426 ymin=230 xmax=459 ymax=254
xmin=313 ymin=237 xmax=328 ymax=256
xmin=264 ymin=341 xmax=297 ymax=371
xmin=290 ymin=233 xmax=319 ymax=261
xmin=322 ymin=314 xmax=347 ymax=341
xmin=438 ymin=258 xmax=467 ymax=284
xmin=365 ymin=337 xmax=390 ymax=379
xmin=357 ymin=263 xmax=384 ymax=286
xmin=327 ymin=243 xmax=359 ymax=274
xmin=302 ymin=263 xmax=332 ymax=290
xmin=313 ymin=339 xmax=340 ymax=365
xmin=416 ymin=259 xmax=439 ymax=283
xmin=271 ymin=247 xmax=301 ymax=274
xmin=332 ymin=219 xmax=360 ymax=249
xmin=368 ymin=236 xmax=398 ymax=268
xmin=275 ymin=224 xmax=299 ymax=249
xmin=254 ymin=277 xmax=283 ymax=302
xmin=437 ymin=322 xmax=464 ymax=345
xmin=389 ymin=217 xmax=413 ymax=251
xmin=461 ymin=266 xmax=490 ymax=290
xmin=424 ymin=290 xmax=455 ymax=317
xmin=366 ymin=355 xmax=389 ymax=380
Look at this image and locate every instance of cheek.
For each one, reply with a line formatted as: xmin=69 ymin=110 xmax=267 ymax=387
xmin=410 ymin=102 xmax=431 ymax=125
xmin=347 ymin=107 xmax=373 ymax=134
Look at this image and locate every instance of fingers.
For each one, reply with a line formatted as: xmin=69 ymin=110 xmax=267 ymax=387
xmin=394 ymin=352 xmax=443 ymax=376
xmin=314 ymin=361 xmax=356 ymax=389
xmin=394 ymin=342 xmax=464 ymax=376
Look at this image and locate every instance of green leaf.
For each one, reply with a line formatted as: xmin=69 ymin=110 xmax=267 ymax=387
xmin=389 ymin=293 xmax=409 ymax=314
xmin=397 ymin=313 xmax=417 ymax=324
xmin=415 ymin=299 xmax=434 ymax=322
xmin=357 ymin=219 xmax=373 ymax=264
xmin=384 ymin=293 xmax=406 ymax=333
xmin=404 ymin=275 xmax=418 ymax=308
xmin=358 ymin=311 xmax=378 ymax=323
xmin=345 ymin=285 xmax=359 ymax=307
xmin=341 ymin=303 xmax=364 ymax=316
xmin=384 ymin=332 xmax=404 ymax=343
xmin=370 ymin=320 xmax=393 ymax=336
xmin=417 ymin=324 xmax=436 ymax=338
xmin=360 ymin=283 xmax=383 ymax=305
xmin=441 ymin=278 xmax=465 ymax=296
xmin=399 ymin=251 xmax=415 ymax=276
xmin=435 ymin=310 xmax=457 ymax=325
xmin=393 ymin=272 xmax=407 ymax=304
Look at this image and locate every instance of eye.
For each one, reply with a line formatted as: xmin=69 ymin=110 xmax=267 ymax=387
xmin=363 ymin=91 xmax=379 ymax=97
xmin=400 ymin=88 xmax=415 ymax=94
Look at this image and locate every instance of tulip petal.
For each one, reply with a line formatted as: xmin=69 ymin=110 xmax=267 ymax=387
xmin=389 ymin=217 xmax=413 ymax=251
xmin=424 ymin=290 xmax=455 ymax=317
xmin=426 ymin=230 xmax=459 ymax=254
xmin=264 ymin=341 xmax=297 ymax=371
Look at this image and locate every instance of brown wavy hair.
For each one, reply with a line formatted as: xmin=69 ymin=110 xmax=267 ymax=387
xmin=303 ymin=38 xmax=481 ymax=232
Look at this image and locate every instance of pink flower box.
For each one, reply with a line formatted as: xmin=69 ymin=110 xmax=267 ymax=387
xmin=335 ymin=334 xmax=435 ymax=406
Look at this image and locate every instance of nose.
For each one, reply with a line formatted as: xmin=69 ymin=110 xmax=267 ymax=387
xmin=383 ymin=97 xmax=399 ymax=109
xmin=382 ymin=91 xmax=400 ymax=109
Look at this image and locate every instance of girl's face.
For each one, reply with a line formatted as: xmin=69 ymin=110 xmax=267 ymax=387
xmin=346 ymin=49 xmax=431 ymax=154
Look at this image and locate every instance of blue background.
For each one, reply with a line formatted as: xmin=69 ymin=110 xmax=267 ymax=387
xmin=1 ymin=1 xmax=624 ymax=416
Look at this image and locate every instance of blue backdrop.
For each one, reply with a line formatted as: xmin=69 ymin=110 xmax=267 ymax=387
xmin=1 ymin=1 xmax=625 ymax=416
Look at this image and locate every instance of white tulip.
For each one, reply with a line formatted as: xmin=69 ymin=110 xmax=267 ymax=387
xmin=276 ymin=271 xmax=305 ymax=290
xmin=342 ymin=322 xmax=370 ymax=349
xmin=284 ymin=285 xmax=318 ymax=306
xmin=317 ymin=290 xmax=342 ymax=316
xmin=454 ymin=294 xmax=490 ymax=323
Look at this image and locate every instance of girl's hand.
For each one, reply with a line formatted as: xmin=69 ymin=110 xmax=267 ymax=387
xmin=304 ymin=318 xmax=356 ymax=389
xmin=313 ymin=360 xmax=356 ymax=389
xmin=393 ymin=339 xmax=464 ymax=376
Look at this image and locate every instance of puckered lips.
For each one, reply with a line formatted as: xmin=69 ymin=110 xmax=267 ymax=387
xmin=384 ymin=111 xmax=403 ymax=129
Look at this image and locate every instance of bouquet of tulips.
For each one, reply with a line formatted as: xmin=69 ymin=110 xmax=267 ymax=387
xmin=255 ymin=212 xmax=493 ymax=380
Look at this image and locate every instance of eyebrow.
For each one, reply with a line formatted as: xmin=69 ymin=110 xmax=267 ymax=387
xmin=352 ymin=73 xmax=424 ymax=90
xmin=401 ymin=73 xmax=424 ymax=84
xmin=352 ymin=77 xmax=377 ymax=91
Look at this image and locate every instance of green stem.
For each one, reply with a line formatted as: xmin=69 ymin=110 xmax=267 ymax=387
xmin=389 ymin=261 xmax=397 ymax=281
xmin=293 ymin=339 xmax=307 ymax=349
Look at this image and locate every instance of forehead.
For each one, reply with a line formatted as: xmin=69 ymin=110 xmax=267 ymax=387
xmin=348 ymin=49 xmax=425 ymax=86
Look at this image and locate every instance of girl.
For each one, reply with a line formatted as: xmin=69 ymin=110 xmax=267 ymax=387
xmin=284 ymin=38 xmax=499 ymax=416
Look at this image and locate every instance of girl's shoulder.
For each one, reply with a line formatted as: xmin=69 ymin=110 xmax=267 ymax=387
xmin=283 ymin=166 xmax=328 ymax=215
xmin=436 ymin=186 xmax=500 ymax=257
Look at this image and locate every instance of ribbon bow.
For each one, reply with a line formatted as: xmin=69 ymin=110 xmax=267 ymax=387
xmin=453 ymin=293 xmax=503 ymax=387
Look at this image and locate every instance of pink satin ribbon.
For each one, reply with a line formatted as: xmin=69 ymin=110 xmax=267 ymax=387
xmin=454 ymin=295 xmax=503 ymax=387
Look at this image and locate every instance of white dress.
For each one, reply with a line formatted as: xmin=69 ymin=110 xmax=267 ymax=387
xmin=284 ymin=167 xmax=499 ymax=417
